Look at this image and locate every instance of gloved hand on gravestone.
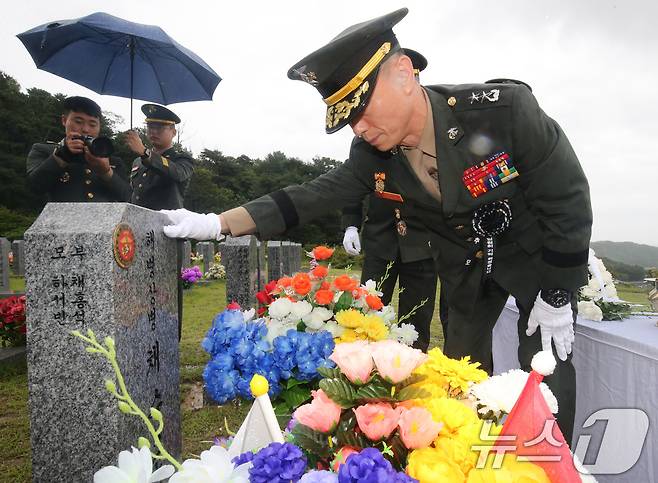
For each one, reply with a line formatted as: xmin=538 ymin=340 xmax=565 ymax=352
xmin=342 ymin=226 xmax=361 ymax=256
xmin=526 ymin=294 xmax=574 ymax=361
xmin=160 ymin=209 xmax=223 ymax=241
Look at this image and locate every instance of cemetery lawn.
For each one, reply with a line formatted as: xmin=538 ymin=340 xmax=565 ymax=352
xmin=0 ymin=270 xmax=444 ymax=481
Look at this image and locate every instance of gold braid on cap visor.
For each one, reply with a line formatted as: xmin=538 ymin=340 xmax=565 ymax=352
xmin=323 ymin=42 xmax=392 ymax=106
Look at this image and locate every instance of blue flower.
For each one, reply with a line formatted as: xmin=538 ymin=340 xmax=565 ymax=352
xmin=249 ymin=442 xmax=307 ymax=483
xmin=337 ymin=448 xmax=417 ymax=483
xmin=231 ymin=450 xmax=255 ymax=467
xmin=299 ymin=470 xmax=339 ymax=483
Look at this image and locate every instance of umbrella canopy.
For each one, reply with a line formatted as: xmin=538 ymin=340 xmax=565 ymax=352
xmin=17 ymin=11 xmax=221 ymax=119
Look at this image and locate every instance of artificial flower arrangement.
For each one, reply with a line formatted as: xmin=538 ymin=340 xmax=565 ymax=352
xmin=0 ymin=294 xmax=27 ymax=347
xmin=204 ymin=252 xmax=226 ymax=280
xmin=578 ymin=250 xmax=631 ymax=321
xmin=75 ymin=329 xmax=597 ymax=483
xmin=180 ymin=266 xmax=203 ymax=289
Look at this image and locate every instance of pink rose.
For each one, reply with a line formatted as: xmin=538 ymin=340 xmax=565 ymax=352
xmin=353 ymin=403 xmax=401 ymax=441
xmin=329 ymin=341 xmax=374 ymax=385
xmin=293 ymin=389 xmax=342 ymax=433
xmin=331 ymin=446 xmax=360 ymax=471
xmin=370 ymin=340 xmax=427 ymax=383
xmin=398 ymin=406 xmax=443 ymax=449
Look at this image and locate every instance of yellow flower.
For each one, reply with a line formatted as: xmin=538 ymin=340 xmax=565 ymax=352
xmin=415 ymin=348 xmax=488 ymax=396
xmin=355 ymin=314 xmax=389 ymax=341
xmin=421 ymin=397 xmax=480 ymax=439
xmin=335 ymin=309 xmax=366 ymax=329
xmin=407 ymin=446 xmax=466 ymax=482
xmin=335 ymin=329 xmax=362 ymax=343
xmin=466 ymin=454 xmax=550 ymax=483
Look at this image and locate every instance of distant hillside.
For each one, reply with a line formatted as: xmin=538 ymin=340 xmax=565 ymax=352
xmin=591 ymin=241 xmax=658 ymax=268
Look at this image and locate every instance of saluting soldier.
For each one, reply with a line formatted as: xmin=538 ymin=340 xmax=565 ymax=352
xmin=26 ymin=96 xmax=131 ymax=202
xmin=162 ymin=8 xmax=592 ymax=444
xmin=125 ymin=104 xmax=194 ymax=210
xmin=341 ymin=48 xmax=439 ymax=352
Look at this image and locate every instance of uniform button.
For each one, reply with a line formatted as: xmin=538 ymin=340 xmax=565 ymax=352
xmin=455 ymin=224 xmax=465 ymax=230
xmin=85 ymin=179 xmax=91 ymax=185
xmin=85 ymin=169 xmax=92 ymax=175
xmin=87 ymin=192 xmax=94 ymax=199
xmin=466 ymin=237 xmax=474 ymax=242
xmin=447 ymin=96 xmax=457 ymax=107
xmin=428 ymin=241 xmax=432 ymax=248
xmin=475 ymin=250 xmax=484 ymax=259
xmin=143 ymin=172 xmax=147 ymax=177
xmin=135 ymin=196 xmax=140 ymax=200
xmin=138 ymin=184 xmax=143 ymax=188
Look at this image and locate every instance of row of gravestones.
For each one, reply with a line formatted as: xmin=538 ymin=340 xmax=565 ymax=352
xmin=20 ymin=203 xmax=305 ymax=482
xmin=1 ymin=237 xmax=25 ymax=298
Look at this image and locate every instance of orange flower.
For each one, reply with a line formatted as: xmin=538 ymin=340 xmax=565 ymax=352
xmin=334 ymin=274 xmax=358 ymax=292
xmin=365 ymin=294 xmax=384 ymax=310
xmin=293 ymin=273 xmax=312 ymax=296
xmin=311 ymin=265 xmax=329 ymax=279
xmin=278 ymin=276 xmax=292 ymax=288
xmin=313 ymin=246 xmax=334 ymax=260
xmin=320 ymin=281 xmax=331 ymax=291
xmin=314 ymin=289 xmax=334 ymax=306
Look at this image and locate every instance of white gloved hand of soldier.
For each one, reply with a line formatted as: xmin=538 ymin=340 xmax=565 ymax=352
xmin=342 ymin=226 xmax=361 ymax=255
xmin=160 ymin=209 xmax=223 ymax=241
xmin=526 ymin=294 xmax=574 ymax=361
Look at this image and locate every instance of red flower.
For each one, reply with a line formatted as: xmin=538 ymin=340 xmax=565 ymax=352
xmin=311 ymin=265 xmax=329 ymax=279
xmin=265 ymin=280 xmax=278 ymax=294
xmin=334 ymin=275 xmax=358 ymax=292
xmin=366 ymin=294 xmax=384 ymax=310
xmin=293 ymin=273 xmax=312 ymax=296
xmin=256 ymin=290 xmax=272 ymax=305
xmin=227 ymin=301 xmax=241 ymax=310
xmin=312 ymin=246 xmax=334 ymax=260
xmin=314 ymin=289 xmax=334 ymax=306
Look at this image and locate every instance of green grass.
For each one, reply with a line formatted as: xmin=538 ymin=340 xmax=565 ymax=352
xmin=617 ymin=282 xmax=651 ymax=309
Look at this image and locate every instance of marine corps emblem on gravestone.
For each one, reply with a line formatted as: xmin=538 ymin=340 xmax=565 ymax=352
xmin=113 ymin=223 xmax=136 ymax=269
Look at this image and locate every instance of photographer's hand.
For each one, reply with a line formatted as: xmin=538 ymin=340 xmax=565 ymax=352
xmin=66 ymin=131 xmax=85 ymax=154
xmin=84 ymin=147 xmax=113 ymax=180
xmin=125 ymin=130 xmax=146 ymax=156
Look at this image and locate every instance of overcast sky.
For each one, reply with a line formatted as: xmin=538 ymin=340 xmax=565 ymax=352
xmin=2 ymin=0 xmax=657 ymax=245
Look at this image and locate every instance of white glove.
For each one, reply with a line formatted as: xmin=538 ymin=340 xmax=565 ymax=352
xmin=342 ymin=226 xmax=361 ymax=255
xmin=526 ymin=294 xmax=574 ymax=361
xmin=160 ymin=209 xmax=222 ymax=241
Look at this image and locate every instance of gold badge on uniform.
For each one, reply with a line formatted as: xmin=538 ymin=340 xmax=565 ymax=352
xmin=374 ymin=172 xmax=385 ymax=192
xmin=59 ymin=172 xmax=70 ymax=183
xmin=394 ymin=208 xmax=407 ymax=236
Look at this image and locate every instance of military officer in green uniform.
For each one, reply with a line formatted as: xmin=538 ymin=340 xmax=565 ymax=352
xmin=26 ymin=96 xmax=131 ymax=202
xmin=162 ymin=8 xmax=592 ymax=445
xmin=341 ymin=48 xmax=439 ymax=352
xmin=125 ymin=104 xmax=194 ymax=210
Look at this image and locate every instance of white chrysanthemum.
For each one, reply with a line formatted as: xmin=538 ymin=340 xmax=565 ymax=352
xmin=268 ymin=297 xmax=293 ymax=319
xmin=302 ymin=307 xmax=334 ymax=330
xmin=361 ymin=279 xmax=383 ymax=297
xmin=94 ymin=446 xmax=175 ymax=483
xmin=388 ymin=323 xmax=418 ymax=345
xmin=242 ymin=308 xmax=256 ymax=323
xmin=468 ymin=369 xmax=559 ymax=417
xmin=290 ymin=300 xmax=313 ymax=320
xmin=578 ymin=300 xmax=603 ymax=322
xmin=373 ymin=305 xmax=396 ymax=325
xmin=308 ymin=319 xmax=346 ymax=338
xmin=169 ymin=446 xmax=250 ymax=483
xmin=266 ymin=319 xmax=297 ymax=344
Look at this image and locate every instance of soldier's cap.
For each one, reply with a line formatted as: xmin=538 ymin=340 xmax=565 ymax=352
xmin=402 ymin=48 xmax=428 ymax=74
xmin=141 ymin=103 xmax=181 ymax=125
xmin=62 ymin=96 xmax=102 ymax=119
xmin=287 ymin=8 xmax=408 ymax=134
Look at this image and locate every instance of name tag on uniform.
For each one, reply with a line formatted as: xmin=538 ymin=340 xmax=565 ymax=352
xmin=374 ymin=191 xmax=404 ymax=203
xmin=131 ymin=165 xmax=140 ymax=172
xmin=462 ymin=151 xmax=519 ymax=198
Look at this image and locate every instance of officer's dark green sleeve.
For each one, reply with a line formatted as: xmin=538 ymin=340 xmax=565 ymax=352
xmin=103 ymin=155 xmax=132 ymax=201
xmin=342 ymin=200 xmax=364 ymax=230
xmin=26 ymin=143 xmax=66 ymax=192
xmin=242 ymin=157 xmax=371 ymax=239
xmin=512 ymin=86 xmax=592 ymax=291
xmin=144 ymin=152 xmax=194 ymax=183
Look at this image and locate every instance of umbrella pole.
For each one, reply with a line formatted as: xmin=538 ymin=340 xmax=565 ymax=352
xmin=130 ymin=36 xmax=135 ymax=129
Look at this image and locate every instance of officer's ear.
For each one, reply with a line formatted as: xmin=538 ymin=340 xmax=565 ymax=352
xmin=386 ymin=53 xmax=415 ymax=93
xmin=61 ymin=113 xmax=68 ymax=128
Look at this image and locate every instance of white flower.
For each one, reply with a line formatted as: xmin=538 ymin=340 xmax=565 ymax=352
xmin=94 ymin=446 xmax=175 ymax=483
xmin=169 ymin=446 xmax=250 ymax=483
xmin=242 ymin=308 xmax=256 ymax=323
xmin=321 ymin=319 xmax=345 ymax=338
xmin=578 ymin=300 xmax=603 ymax=322
xmin=602 ymin=283 xmax=619 ymax=301
xmin=373 ymin=305 xmax=396 ymax=325
xmin=468 ymin=369 xmax=558 ymax=417
xmin=266 ymin=319 xmax=297 ymax=344
xmin=388 ymin=323 xmax=418 ymax=345
xmin=580 ymin=285 xmax=599 ymax=300
xmin=302 ymin=307 xmax=334 ymax=330
xmin=361 ymin=279 xmax=383 ymax=297
xmin=290 ymin=300 xmax=313 ymax=320
xmin=268 ymin=298 xmax=293 ymax=319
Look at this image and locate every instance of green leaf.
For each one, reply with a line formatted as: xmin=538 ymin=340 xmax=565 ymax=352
xmin=333 ymin=292 xmax=354 ymax=312
xmin=396 ymin=385 xmax=431 ymax=401
xmin=281 ymin=385 xmax=312 ymax=410
xmin=291 ymin=423 xmax=334 ymax=458
xmin=355 ymin=378 xmax=396 ymax=403
xmin=335 ymin=411 xmax=369 ymax=448
xmin=319 ymin=378 xmax=357 ymax=408
xmin=397 ymin=373 xmax=428 ymax=388
xmin=317 ymin=367 xmax=342 ymax=379
xmin=385 ymin=434 xmax=409 ymax=471
xmin=286 ymin=378 xmax=306 ymax=390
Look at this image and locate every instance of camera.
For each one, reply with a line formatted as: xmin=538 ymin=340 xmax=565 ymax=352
xmin=72 ymin=135 xmax=114 ymax=157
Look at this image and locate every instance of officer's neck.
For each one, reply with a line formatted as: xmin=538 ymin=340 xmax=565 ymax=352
xmin=153 ymin=142 xmax=173 ymax=155
xmin=398 ymin=88 xmax=428 ymax=149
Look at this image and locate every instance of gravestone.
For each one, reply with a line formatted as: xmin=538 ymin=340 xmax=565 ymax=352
xmin=256 ymin=240 xmax=267 ymax=291
xmin=25 ymin=203 xmax=180 ymax=482
xmin=291 ymin=243 xmax=302 ymax=273
xmin=267 ymin=241 xmax=283 ymax=282
xmin=219 ymin=236 xmax=260 ymax=308
xmin=281 ymin=241 xmax=294 ymax=277
xmin=12 ymin=239 xmax=25 ymax=277
xmin=0 ymin=237 xmax=11 ymax=297
xmin=182 ymin=240 xmax=192 ymax=268
xmin=198 ymin=241 xmax=215 ymax=274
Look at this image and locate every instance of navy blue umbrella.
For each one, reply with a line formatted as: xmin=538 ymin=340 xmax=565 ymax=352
xmin=17 ymin=12 xmax=221 ymax=126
